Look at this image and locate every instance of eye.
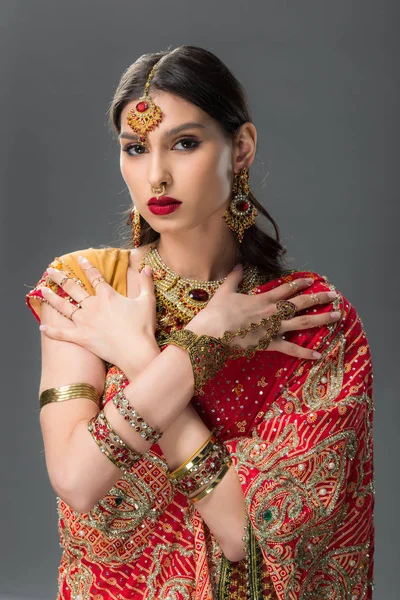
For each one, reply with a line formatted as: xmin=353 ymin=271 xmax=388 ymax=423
xmin=122 ymin=143 xmax=148 ymax=156
xmin=172 ymin=137 xmax=200 ymax=151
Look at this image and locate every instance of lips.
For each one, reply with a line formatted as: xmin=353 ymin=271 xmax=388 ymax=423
xmin=147 ymin=196 xmax=182 ymax=206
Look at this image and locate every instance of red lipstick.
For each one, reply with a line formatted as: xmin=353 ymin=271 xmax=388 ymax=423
xmin=147 ymin=196 xmax=182 ymax=215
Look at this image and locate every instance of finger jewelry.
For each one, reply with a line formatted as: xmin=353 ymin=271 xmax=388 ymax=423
xmin=69 ymin=304 xmax=82 ymax=319
xmin=310 ymin=293 xmax=319 ymax=305
xmin=288 ymin=280 xmax=298 ymax=292
xmin=93 ymin=276 xmax=106 ymax=290
xmin=40 ymin=383 xmax=101 ymax=410
xmin=82 ymin=265 xmax=97 ymax=272
xmin=275 ymin=299 xmax=297 ymax=320
xmin=80 ymin=294 xmax=91 ymax=304
xmin=59 ymin=275 xmax=70 ymax=286
xmin=227 ymin=317 xmax=281 ymax=359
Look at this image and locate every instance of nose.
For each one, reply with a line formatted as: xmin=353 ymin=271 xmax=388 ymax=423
xmin=148 ymin=150 xmax=171 ymax=193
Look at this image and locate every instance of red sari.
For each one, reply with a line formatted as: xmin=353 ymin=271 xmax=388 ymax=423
xmin=26 ymin=247 xmax=374 ymax=600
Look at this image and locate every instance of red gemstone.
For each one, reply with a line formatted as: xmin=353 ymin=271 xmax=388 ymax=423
xmin=136 ymin=101 xmax=149 ymax=112
xmin=189 ymin=288 xmax=209 ymax=302
xmin=237 ymin=200 xmax=249 ymax=212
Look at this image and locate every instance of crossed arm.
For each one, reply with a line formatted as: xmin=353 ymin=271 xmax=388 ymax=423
xmin=39 ymin=300 xmax=248 ymax=562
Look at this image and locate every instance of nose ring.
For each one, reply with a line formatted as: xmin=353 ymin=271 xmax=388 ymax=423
xmin=151 ymin=182 xmax=166 ymax=199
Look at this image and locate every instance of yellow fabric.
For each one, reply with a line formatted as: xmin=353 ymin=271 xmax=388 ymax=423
xmin=26 ymin=247 xmax=131 ymax=323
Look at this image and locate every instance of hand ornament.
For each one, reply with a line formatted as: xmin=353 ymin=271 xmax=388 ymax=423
xmin=162 ymin=300 xmax=296 ymax=392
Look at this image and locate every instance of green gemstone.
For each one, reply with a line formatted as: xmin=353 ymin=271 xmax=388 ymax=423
xmin=263 ymin=509 xmax=273 ymax=521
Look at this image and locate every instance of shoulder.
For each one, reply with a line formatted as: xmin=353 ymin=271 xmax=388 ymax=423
xmin=285 ymin=269 xmax=371 ymax=362
xmin=25 ymin=246 xmax=131 ymax=323
xmin=259 ymin=267 xmax=369 ymax=346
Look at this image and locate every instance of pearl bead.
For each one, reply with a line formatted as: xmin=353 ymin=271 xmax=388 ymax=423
xmin=321 ymin=376 xmax=328 ymax=384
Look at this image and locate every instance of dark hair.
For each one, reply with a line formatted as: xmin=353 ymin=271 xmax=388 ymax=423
xmin=108 ymin=45 xmax=288 ymax=279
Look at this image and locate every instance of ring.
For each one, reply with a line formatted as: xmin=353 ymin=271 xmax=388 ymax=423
xmin=82 ymin=265 xmax=96 ymax=272
xmin=288 ymin=280 xmax=298 ymax=292
xmin=310 ymin=293 xmax=319 ymax=305
xmin=93 ymin=277 xmax=106 ymax=290
xmin=69 ymin=304 xmax=82 ymax=320
xmin=275 ymin=300 xmax=297 ymax=320
xmin=59 ymin=276 xmax=70 ymax=286
xmin=80 ymin=294 xmax=91 ymax=304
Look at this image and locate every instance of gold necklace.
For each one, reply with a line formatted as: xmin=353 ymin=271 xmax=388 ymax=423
xmin=141 ymin=245 xmax=266 ymax=321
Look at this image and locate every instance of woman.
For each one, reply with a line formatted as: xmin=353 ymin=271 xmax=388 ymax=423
xmin=26 ymin=46 xmax=374 ymax=600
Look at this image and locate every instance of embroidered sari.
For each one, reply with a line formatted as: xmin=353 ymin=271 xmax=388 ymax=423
xmin=25 ymin=247 xmax=375 ymax=600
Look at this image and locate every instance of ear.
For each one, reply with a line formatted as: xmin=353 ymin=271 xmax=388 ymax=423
xmin=232 ymin=122 xmax=257 ymax=171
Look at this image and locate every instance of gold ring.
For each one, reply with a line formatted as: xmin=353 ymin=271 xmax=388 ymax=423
xmin=80 ymin=294 xmax=91 ymax=304
xmin=82 ymin=265 xmax=96 ymax=272
xmin=288 ymin=280 xmax=298 ymax=292
xmin=59 ymin=276 xmax=70 ymax=286
xmin=93 ymin=277 xmax=106 ymax=290
xmin=275 ymin=300 xmax=297 ymax=320
xmin=69 ymin=304 xmax=82 ymax=320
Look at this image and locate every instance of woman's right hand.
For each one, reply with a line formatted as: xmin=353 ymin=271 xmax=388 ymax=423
xmin=186 ymin=264 xmax=341 ymax=361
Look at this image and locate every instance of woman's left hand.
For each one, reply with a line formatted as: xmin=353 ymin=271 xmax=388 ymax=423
xmin=39 ymin=256 xmax=159 ymax=374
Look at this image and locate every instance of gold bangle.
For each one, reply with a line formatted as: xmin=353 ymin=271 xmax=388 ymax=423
xmin=39 ymin=383 xmax=101 ymax=410
xmin=169 ymin=432 xmax=215 ymax=480
xmin=189 ymin=459 xmax=232 ymax=504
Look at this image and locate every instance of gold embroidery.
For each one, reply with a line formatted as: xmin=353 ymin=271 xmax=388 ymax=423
xmin=146 ymin=543 xmax=195 ymax=600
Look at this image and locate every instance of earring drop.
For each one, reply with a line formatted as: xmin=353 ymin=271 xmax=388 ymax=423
xmin=127 ymin=206 xmax=141 ymax=248
xmin=223 ymin=167 xmax=258 ymax=242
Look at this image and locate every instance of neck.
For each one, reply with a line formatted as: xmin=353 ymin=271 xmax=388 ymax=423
xmin=156 ymin=226 xmax=241 ymax=282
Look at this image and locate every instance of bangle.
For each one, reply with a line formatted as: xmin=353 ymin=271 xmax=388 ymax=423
xmin=112 ymin=387 xmax=163 ymax=444
xmin=189 ymin=459 xmax=232 ymax=503
xmin=177 ymin=446 xmax=230 ymax=496
xmin=168 ymin=432 xmax=232 ymax=498
xmin=40 ymin=383 xmax=101 ymax=410
xmin=169 ymin=432 xmax=215 ymax=480
xmin=88 ymin=410 xmax=141 ymax=472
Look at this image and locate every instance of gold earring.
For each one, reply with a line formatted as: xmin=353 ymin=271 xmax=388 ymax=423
xmin=222 ymin=167 xmax=258 ymax=242
xmin=127 ymin=205 xmax=141 ymax=248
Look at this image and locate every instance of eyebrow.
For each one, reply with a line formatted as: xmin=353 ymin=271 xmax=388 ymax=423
xmin=119 ymin=121 xmax=207 ymax=141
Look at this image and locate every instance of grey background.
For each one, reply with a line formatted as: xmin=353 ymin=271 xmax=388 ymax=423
xmin=1 ymin=1 xmax=397 ymax=598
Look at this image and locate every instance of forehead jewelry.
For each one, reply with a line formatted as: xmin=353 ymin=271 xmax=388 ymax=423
xmin=126 ymin=61 xmax=163 ymax=142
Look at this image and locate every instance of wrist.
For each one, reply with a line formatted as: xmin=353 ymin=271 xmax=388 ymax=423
xmin=185 ymin=310 xmax=220 ymax=338
xmin=118 ymin=337 xmax=160 ymax=382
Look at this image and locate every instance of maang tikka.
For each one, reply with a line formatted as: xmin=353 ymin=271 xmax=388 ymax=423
xmin=223 ymin=167 xmax=258 ymax=242
xmin=126 ymin=59 xmax=165 ymax=248
xmin=126 ymin=60 xmax=164 ymax=143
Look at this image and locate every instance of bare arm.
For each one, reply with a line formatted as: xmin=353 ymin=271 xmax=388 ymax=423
xmin=39 ymin=300 xmax=247 ymax=562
